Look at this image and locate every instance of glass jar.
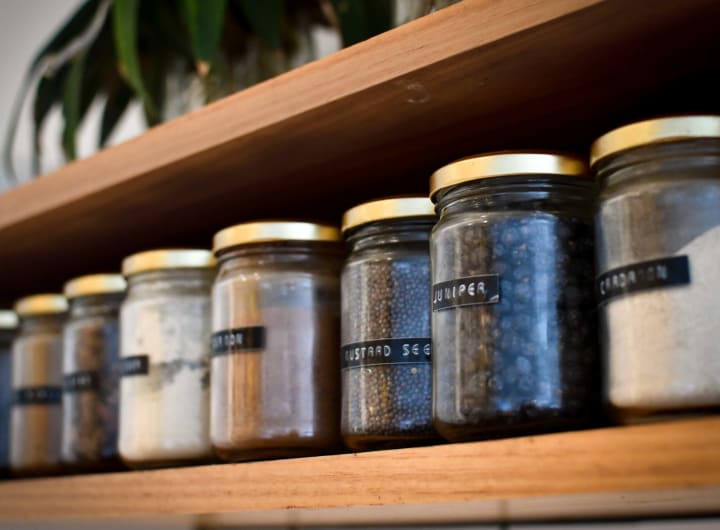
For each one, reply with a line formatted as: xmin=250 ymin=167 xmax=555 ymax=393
xmin=0 ymin=311 xmax=18 ymax=476
xmin=61 ymin=274 xmax=126 ymax=471
xmin=119 ymin=249 xmax=215 ymax=467
xmin=592 ymin=115 xmax=720 ymax=420
xmin=430 ymin=153 xmax=600 ymax=442
xmin=10 ymin=294 xmax=68 ymax=475
xmin=211 ymin=221 xmax=343 ymax=461
xmin=340 ymin=198 xmax=437 ymax=450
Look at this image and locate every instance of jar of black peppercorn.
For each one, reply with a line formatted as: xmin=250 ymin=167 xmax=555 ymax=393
xmin=0 ymin=310 xmax=18 ymax=477
xmin=61 ymin=274 xmax=126 ymax=471
xmin=10 ymin=294 xmax=68 ymax=475
xmin=211 ymin=221 xmax=343 ymax=461
xmin=430 ymin=152 xmax=600 ymax=441
xmin=341 ymin=197 xmax=437 ymax=450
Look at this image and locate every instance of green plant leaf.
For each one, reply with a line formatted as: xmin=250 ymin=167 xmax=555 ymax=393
xmin=182 ymin=0 xmax=227 ymax=76
xmin=237 ymin=0 xmax=283 ymax=49
xmin=330 ymin=0 xmax=393 ymax=46
xmin=113 ymin=0 xmax=156 ymax=120
xmin=364 ymin=0 xmax=393 ymax=36
xmin=61 ymin=53 xmax=87 ymax=161
xmin=31 ymin=66 xmax=69 ymax=174
xmin=99 ymin=82 xmax=133 ymax=147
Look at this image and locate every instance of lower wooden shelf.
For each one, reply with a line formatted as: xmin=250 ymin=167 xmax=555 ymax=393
xmin=0 ymin=417 xmax=718 ymax=526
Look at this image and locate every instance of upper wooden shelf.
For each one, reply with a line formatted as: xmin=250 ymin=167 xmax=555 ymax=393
xmin=0 ymin=417 xmax=717 ymax=526
xmin=1 ymin=0 xmax=719 ymax=301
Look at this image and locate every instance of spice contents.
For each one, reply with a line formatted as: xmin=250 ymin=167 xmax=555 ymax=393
xmin=10 ymin=295 xmax=67 ymax=475
xmin=340 ymin=198 xmax=436 ymax=451
xmin=211 ymin=222 xmax=343 ymax=461
xmin=119 ymin=251 xmax=214 ymax=467
xmin=0 ymin=311 xmax=18 ymax=476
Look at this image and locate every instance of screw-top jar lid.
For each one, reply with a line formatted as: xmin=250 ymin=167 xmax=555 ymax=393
xmin=64 ymin=274 xmax=127 ymax=299
xmin=342 ymin=197 xmax=435 ymax=232
xmin=591 ymin=115 xmax=720 ymax=167
xmin=430 ymin=152 xmax=588 ymax=201
xmin=122 ymin=249 xmax=215 ymax=276
xmin=14 ymin=294 xmax=68 ymax=316
xmin=0 ymin=310 xmax=18 ymax=329
xmin=213 ymin=221 xmax=341 ymax=254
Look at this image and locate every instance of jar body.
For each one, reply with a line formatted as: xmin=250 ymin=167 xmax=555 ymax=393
xmin=211 ymin=243 xmax=342 ymax=461
xmin=431 ymin=177 xmax=599 ymax=441
xmin=10 ymin=315 xmax=64 ymax=475
xmin=341 ymin=220 xmax=436 ymax=450
xmin=0 ymin=330 xmax=13 ymax=475
xmin=119 ymin=269 xmax=213 ymax=467
xmin=595 ymin=140 xmax=720 ymax=419
xmin=61 ymin=294 xmax=122 ymax=470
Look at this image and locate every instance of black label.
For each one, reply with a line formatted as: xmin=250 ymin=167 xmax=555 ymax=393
xmin=597 ymin=255 xmax=690 ymax=305
xmin=211 ymin=327 xmax=266 ymax=357
xmin=341 ymin=338 xmax=432 ymax=370
xmin=432 ymin=274 xmax=500 ymax=311
xmin=63 ymin=371 xmax=99 ymax=393
xmin=14 ymin=386 xmax=62 ymax=406
xmin=120 ymin=355 xmax=150 ymax=377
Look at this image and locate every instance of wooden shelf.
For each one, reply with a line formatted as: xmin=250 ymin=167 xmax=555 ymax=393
xmin=0 ymin=0 xmax=719 ymax=301
xmin=0 ymin=418 xmax=717 ymax=526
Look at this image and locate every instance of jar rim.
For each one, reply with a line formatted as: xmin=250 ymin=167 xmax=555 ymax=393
xmin=0 ymin=310 xmax=18 ymax=329
xmin=14 ymin=294 xmax=68 ymax=316
xmin=64 ymin=273 xmax=126 ymax=299
xmin=342 ymin=197 xmax=435 ymax=233
xmin=213 ymin=221 xmax=341 ymax=254
xmin=590 ymin=115 xmax=720 ymax=167
xmin=122 ymin=249 xmax=215 ymax=276
xmin=429 ymin=151 xmax=588 ymax=201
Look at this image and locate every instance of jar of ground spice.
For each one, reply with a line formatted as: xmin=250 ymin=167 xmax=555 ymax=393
xmin=592 ymin=115 xmax=720 ymax=421
xmin=0 ymin=310 xmax=18 ymax=476
xmin=61 ymin=274 xmax=125 ymax=471
xmin=10 ymin=294 xmax=67 ymax=475
xmin=211 ymin=221 xmax=343 ymax=461
xmin=430 ymin=152 xmax=600 ymax=441
xmin=340 ymin=197 xmax=437 ymax=450
xmin=119 ymin=249 xmax=215 ymax=467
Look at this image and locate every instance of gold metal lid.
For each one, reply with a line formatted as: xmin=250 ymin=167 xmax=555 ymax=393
xmin=213 ymin=221 xmax=341 ymax=254
xmin=342 ymin=197 xmax=435 ymax=232
xmin=14 ymin=294 xmax=68 ymax=316
xmin=64 ymin=274 xmax=127 ymax=299
xmin=122 ymin=249 xmax=215 ymax=276
xmin=0 ymin=310 xmax=18 ymax=329
xmin=430 ymin=152 xmax=588 ymax=200
xmin=591 ymin=115 xmax=720 ymax=166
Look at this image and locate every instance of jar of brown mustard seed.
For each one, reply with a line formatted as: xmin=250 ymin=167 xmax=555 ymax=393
xmin=61 ymin=274 xmax=126 ymax=471
xmin=341 ymin=197 xmax=437 ymax=451
xmin=211 ymin=221 xmax=343 ymax=461
xmin=10 ymin=294 xmax=68 ymax=475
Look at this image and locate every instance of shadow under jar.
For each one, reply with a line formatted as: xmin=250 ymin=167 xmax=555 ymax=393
xmin=119 ymin=250 xmax=215 ymax=468
xmin=592 ymin=115 xmax=720 ymax=421
xmin=10 ymin=294 xmax=68 ymax=476
xmin=211 ymin=221 xmax=343 ymax=461
xmin=340 ymin=197 xmax=438 ymax=451
xmin=430 ymin=152 xmax=600 ymax=442
xmin=0 ymin=311 xmax=18 ymax=477
xmin=61 ymin=274 xmax=126 ymax=472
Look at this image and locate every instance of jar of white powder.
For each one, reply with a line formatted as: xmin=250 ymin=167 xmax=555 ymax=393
xmin=592 ymin=115 xmax=720 ymax=421
xmin=119 ymin=249 xmax=215 ymax=467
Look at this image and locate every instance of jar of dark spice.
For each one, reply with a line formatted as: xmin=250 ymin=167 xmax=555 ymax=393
xmin=430 ymin=152 xmax=599 ymax=441
xmin=592 ymin=115 xmax=720 ymax=420
xmin=340 ymin=197 xmax=437 ymax=450
xmin=10 ymin=294 xmax=68 ymax=475
xmin=211 ymin=221 xmax=343 ymax=461
xmin=119 ymin=250 xmax=215 ymax=468
xmin=61 ymin=274 xmax=126 ymax=471
xmin=0 ymin=310 xmax=18 ymax=476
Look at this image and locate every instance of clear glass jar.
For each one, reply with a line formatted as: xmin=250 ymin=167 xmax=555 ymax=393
xmin=0 ymin=311 xmax=18 ymax=476
xmin=430 ymin=153 xmax=600 ymax=442
xmin=211 ymin=222 xmax=343 ymax=461
xmin=592 ymin=116 xmax=720 ymax=420
xmin=340 ymin=198 xmax=437 ymax=450
xmin=61 ymin=275 xmax=125 ymax=471
xmin=10 ymin=295 xmax=68 ymax=475
xmin=119 ymin=250 xmax=215 ymax=468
